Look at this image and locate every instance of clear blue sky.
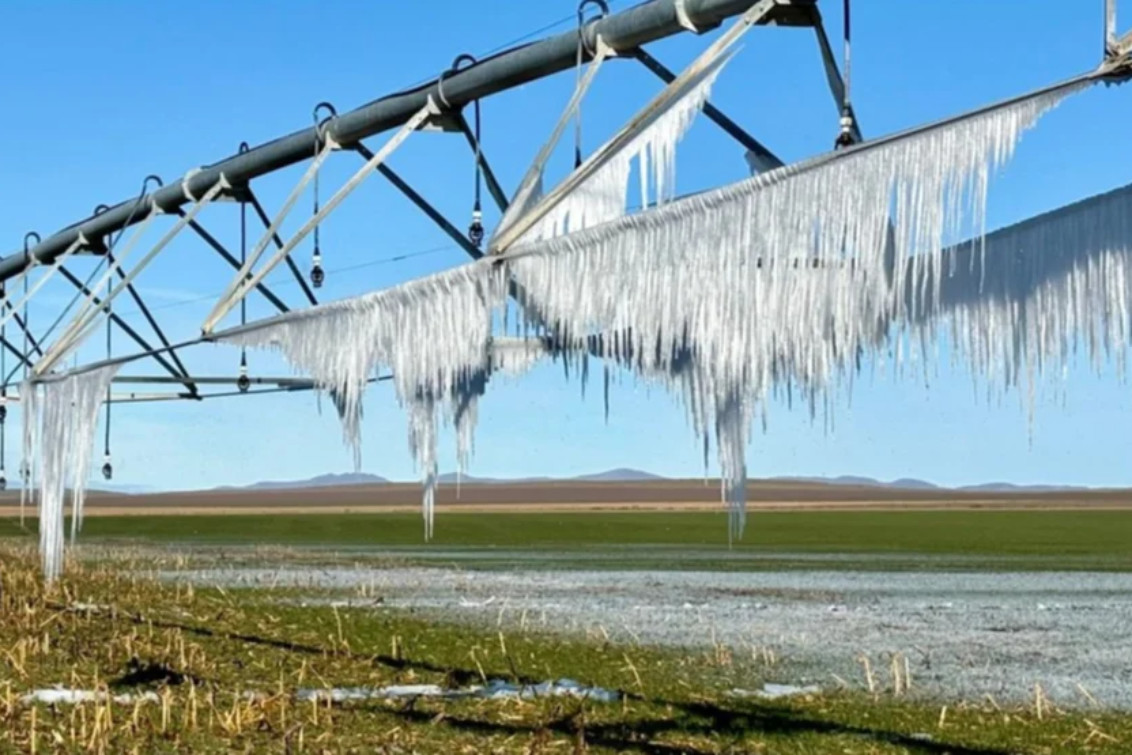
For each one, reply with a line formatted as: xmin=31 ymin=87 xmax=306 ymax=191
xmin=2 ymin=1 xmax=1131 ymax=491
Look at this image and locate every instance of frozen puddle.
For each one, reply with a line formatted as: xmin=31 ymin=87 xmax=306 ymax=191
xmin=298 ymin=678 xmax=619 ymax=703
xmin=23 ymin=688 xmax=159 ymax=705
xmin=23 ymin=681 xmax=618 ymax=706
xmin=164 ymin=566 xmax=1132 ymax=709
xmin=730 ymin=683 xmax=821 ymax=700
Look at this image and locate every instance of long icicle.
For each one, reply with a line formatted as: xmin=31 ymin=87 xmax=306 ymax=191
xmin=23 ymin=365 xmax=119 ymax=581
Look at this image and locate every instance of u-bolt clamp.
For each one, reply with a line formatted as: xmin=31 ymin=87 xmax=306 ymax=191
xmin=437 ymin=53 xmax=479 ymax=111
xmin=577 ymin=0 xmax=610 ymax=58
xmin=22 ymin=232 xmax=41 ymax=267
xmin=313 ymin=102 xmax=340 ymax=149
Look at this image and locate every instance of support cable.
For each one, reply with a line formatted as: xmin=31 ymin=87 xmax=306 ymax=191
xmin=0 ymin=238 xmax=84 ymax=329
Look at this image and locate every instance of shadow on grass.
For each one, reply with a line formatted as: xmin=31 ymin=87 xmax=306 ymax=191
xmin=379 ymin=699 xmax=1016 ymax=755
xmin=74 ymin=606 xmax=1014 ymax=755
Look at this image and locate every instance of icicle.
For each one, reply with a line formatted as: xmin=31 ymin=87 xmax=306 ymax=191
xmin=23 ymin=365 xmax=119 ymax=581
xmin=925 ymin=182 xmax=1132 ymax=413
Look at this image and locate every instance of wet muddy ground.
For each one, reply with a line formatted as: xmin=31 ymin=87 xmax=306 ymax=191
xmin=163 ymin=560 xmax=1132 ymax=709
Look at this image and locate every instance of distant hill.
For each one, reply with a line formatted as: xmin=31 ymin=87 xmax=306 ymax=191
xmin=574 ymin=468 xmax=666 ymax=482
xmin=957 ymin=482 xmax=1089 ymax=493
xmin=773 ymin=475 xmax=939 ymax=490
xmin=217 ymin=473 xmax=390 ymax=491
xmin=202 ymin=469 xmax=1086 ymax=494
xmin=772 ymin=475 xmax=1086 ymax=492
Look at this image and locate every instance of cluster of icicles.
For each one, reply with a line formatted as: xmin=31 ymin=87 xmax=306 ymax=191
xmin=22 ymin=52 xmax=1132 ymax=578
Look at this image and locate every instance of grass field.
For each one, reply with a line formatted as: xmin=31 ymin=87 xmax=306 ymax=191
xmin=1 ymin=548 xmax=1130 ymax=753
xmin=4 ymin=509 xmax=1132 ymax=570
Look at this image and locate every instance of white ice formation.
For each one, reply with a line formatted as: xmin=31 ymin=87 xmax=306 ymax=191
xmin=503 ymin=84 xmax=1083 ymax=541
xmin=215 ymin=76 xmax=1092 ymax=548
xmin=22 ymin=365 xmax=119 ymax=581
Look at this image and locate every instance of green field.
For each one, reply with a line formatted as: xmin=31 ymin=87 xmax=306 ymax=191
xmin=5 ymin=509 xmax=1132 ymax=570
xmin=1 ymin=547 xmax=1129 ymax=753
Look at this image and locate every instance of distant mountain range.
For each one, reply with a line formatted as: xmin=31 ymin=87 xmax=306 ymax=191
xmin=215 ymin=468 xmax=666 ymax=491
xmin=204 ymin=469 xmax=1087 ymax=493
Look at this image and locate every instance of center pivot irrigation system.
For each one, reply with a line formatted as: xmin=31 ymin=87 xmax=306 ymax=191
xmin=7 ymin=0 xmax=1132 ymax=579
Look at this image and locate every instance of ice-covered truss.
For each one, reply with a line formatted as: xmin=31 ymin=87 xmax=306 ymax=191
xmin=7 ymin=0 xmax=1132 ymax=579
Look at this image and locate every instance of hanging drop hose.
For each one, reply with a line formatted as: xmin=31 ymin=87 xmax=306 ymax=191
xmin=18 ymin=233 xmax=34 ymax=499
xmin=835 ymin=0 xmax=856 ymax=149
xmin=450 ymin=54 xmax=486 ymax=248
xmin=0 ymin=296 xmax=7 ymax=491
xmin=310 ymin=103 xmax=336 ymax=289
xmin=101 ymin=252 xmax=113 ymax=481
xmin=574 ymin=1 xmax=609 ymax=168
xmin=238 ymin=142 xmax=252 ymax=393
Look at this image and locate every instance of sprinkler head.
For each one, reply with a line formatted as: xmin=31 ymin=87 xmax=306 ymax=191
xmin=468 ymin=210 xmax=485 ymax=248
xmin=834 ymin=109 xmax=855 ymax=150
xmin=0 ymin=405 xmax=6 ymax=423
xmin=0 ymin=471 xmax=6 ymax=491
xmin=101 ymin=455 xmax=113 ymax=481
xmin=310 ymin=250 xmax=324 ymax=289
xmin=237 ymin=364 xmax=250 ymax=393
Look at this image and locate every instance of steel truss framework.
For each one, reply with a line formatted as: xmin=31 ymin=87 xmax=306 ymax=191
xmin=3 ymin=0 xmax=1132 ymax=487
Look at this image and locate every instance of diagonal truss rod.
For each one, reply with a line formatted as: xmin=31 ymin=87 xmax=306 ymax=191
xmin=52 ymin=266 xmax=196 ymax=392
xmin=632 ymin=47 xmax=783 ymax=169
xmin=356 ymin=144 xmax=484 ymax=261
xmin=493 ymin=0 xmax=778 ymax=253
xmin=180 ymin=213 xmax=291 ymax=314
xmin=37 ymin=179 xmax=227 ymax=376
xmin=202 ymin=102 xmax=436 ymax=334
xmin=244 ymin=191 xmax=319 ymax=306
xmin=451 ymin=112 xmax=510 ymax=213
xmin=104 ymin=250 xmax=198 ymax=397
xmin=2 ymin=303 xmax=44 ymax=357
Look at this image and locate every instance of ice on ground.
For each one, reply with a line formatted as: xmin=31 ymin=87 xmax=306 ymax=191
xmin=166 ymin=565 xmax=1132 ymax=709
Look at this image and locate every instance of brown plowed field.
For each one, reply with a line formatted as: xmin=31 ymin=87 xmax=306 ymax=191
xmin=2 ymin=479 xmax=1130 ymax=516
